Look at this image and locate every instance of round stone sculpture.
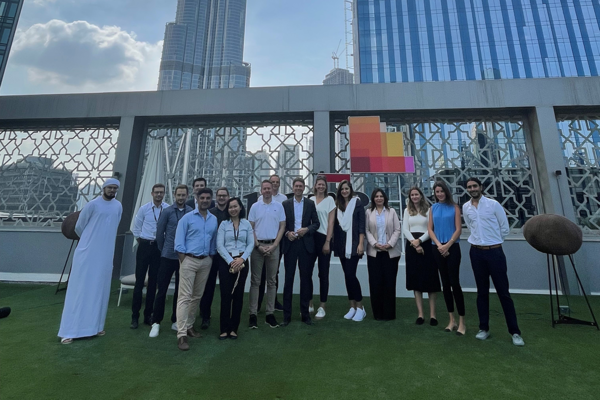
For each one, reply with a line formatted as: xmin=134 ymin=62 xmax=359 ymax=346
xmin=523 ymin=214 xmax=582 ymax=256
xmin=61 ymin=211 xmax=81 ymax=241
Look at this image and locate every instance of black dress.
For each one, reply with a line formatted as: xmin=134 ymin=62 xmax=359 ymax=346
xmin=405 ymin=233 xmax=441 ymax=293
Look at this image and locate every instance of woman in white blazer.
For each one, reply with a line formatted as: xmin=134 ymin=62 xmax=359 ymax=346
xmin=365 ymin=188 xmax=402 ymax=321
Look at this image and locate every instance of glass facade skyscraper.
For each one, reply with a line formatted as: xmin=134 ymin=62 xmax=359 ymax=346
xmin=353 ymin=0 xmax=600 ymax=83
xmin=158 ymin=0 xmax=251 ymax=90
xmin=0 ymin=0 xmax=23 ymax=87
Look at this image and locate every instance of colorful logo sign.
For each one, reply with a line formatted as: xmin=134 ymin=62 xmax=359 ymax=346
xmin=348 ymin=116 xmax=415 ymax=173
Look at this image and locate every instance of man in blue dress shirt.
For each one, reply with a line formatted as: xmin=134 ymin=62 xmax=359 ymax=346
xmin=174 ymin=188 xmax=218 ymax=351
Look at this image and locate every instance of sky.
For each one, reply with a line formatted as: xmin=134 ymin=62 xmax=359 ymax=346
xmin=0 ymin=0 xmax=349 ymax=95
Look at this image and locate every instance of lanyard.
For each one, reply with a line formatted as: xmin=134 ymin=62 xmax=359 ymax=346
xmin=152 ymin=205 xmax=163 ymax=222
xmin=232 ymin=221 xmax=240 ymax=243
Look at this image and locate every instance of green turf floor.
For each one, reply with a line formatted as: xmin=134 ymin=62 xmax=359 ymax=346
xmin=0 ymin=281 xmax=599 ymax=400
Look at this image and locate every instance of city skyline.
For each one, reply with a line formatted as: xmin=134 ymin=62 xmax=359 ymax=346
xmin=0 ymin=0 xmax=346 ymax=95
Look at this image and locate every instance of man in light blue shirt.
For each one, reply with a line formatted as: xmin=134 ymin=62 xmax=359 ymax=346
xmin=174 ymin=188 xmax=218 ymax=351
xmin=130 ymin=183 xmax=169 ymax=329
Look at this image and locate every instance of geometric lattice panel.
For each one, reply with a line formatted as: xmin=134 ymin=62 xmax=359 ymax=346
xmin=145 ymin=119 xmax=314 ymax=201
xmin=557 ymin=115 xmax=600 ymax=234
xmin=0 ymin=124 xmax=120 ymax=228
xmin=335 ymin=115 xmax=538 ymax=232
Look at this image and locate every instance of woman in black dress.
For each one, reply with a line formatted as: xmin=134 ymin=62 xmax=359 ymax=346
xmin=402 ymin=187 xmax=441 ymax=326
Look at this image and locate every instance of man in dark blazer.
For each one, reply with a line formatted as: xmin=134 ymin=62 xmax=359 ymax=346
xmin=281 ymin=177 xmax=320 ymax=326
xmin=186 ymin=177 xmax=215 ymax=209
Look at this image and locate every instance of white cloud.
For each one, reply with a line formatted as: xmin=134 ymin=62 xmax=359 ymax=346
xmin=2 ymin=19 xmax=162 ymax=94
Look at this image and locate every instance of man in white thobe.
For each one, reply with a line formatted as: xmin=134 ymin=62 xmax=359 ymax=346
xmin=58 ymin=178 xmax=123 ymax=344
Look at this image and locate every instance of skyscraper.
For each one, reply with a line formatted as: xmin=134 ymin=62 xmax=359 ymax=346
xmin=353 ymin=0 xmax=600 ymax=84
xmin=323 ymin=68 xmax=354 ymax=85
xmin=156 ymin=0 xmax=251 ymax=194
xmin=0 ymin=0 xmax=23 ymax=87
xmin=158 ymin=0 xmax=251 ymax=90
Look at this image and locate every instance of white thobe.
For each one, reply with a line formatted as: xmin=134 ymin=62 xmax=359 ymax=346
xmin=58 ymin=196 xmax=122 ymax=339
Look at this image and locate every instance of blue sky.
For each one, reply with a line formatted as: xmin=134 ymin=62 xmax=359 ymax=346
xmin=0 ymin=0 xmax=348 ymax=95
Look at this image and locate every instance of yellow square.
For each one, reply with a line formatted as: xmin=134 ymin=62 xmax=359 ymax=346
xmin=384 ymin=132 xmax=404 ymax=156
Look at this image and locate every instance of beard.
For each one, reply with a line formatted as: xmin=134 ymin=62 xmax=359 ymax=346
xmin=103 ymin=191 xmax=116 ymax=200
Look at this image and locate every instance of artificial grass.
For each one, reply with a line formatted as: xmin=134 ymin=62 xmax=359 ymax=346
xmin=0 ymin=281 xmax=599 ymax=400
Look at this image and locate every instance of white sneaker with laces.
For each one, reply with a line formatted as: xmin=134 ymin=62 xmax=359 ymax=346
xmin=315 ymin=307 xmax=326 ymax=319
xmin=352 ymin=307 xmax=366 ymax=322
xmin=512 ymin=334 xmax=525 ymax=346
xmin=149 ymin=323 xmax=160 ymax=338
xmin=309 ymin=305 xmax=315 ymax=313
xmin=344 ymin=307 xmax=356 ymax=320
xmin=476 ymin=330 xmax=490 ymax=340
xmin=171 ymin=322 xmax=178 ymax=331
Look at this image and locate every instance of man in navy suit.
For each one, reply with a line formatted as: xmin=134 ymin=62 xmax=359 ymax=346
xmin=281 ymin=177 xmax=320 ymax=326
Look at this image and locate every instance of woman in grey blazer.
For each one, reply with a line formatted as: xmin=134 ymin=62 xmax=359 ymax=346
xmin=365 ymin=188 xmax=402 ymax=321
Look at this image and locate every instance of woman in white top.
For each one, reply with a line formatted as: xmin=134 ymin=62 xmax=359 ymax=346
xmin=308 ymin=175 xmax=336 ymax=319
xmin=216 ymin=197 xmax=254 ymax=340
xmin=403 ymin=187 xmax=441 ymax=326
xmin=365 ymin=188 xmax=402 ymax=321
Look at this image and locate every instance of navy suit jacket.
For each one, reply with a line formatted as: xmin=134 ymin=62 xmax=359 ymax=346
xmin=282 ymin=197 xmax=320 ymax=255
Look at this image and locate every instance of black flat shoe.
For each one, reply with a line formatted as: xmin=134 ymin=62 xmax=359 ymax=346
xmin=456 ymin=331 xmax=465 ymax=336
xmin=416 ymin=317 xmax=425 ymax=325
xmin=219 ymin=334 xmax=229 ymax=340
xmin=229 ymin=333 xmax=238 ymax=340
xmin=430 ymin=318 xmax=438 ymax=326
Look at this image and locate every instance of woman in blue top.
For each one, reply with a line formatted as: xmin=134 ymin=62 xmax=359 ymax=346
xmin=217 ymin=197 xmax=254 ymax=340
xmin=427 ymin=181 xmax=466 ymax=336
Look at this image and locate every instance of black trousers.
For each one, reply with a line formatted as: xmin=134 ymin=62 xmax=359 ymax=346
xmin=132 ymin=240 xmax=161 ymax=320
xmin=340 ymin=255 xmax=363 ymax=302
xmin=311 ymin=232 xmax=331 ymax=303
xmin=258 ymin=246 xmax=282 ymax=310
xmin=199 ymin=254 xmax=222 ymax=321
xmin=152 ymin=257 xmax=179 ymax=325
xmin=219 ymin=259 xmax=249 ymax=334
xmin=283 ymin=241 xmax=315 ymax=321
xmin=433 ymin=242 xmax=465 ymax=316
xmin=367 ymin=252 xmax=399 ymax=320
xmin=470 ymin=246 xmax=521 ymax=335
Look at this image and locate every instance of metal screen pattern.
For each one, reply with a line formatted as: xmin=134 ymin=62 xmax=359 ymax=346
xmin=557 ymin=115 xmax=600 ymax=234
xmin=0 ymin=124 xmax=120 ymax=227
xmin=334 ymin=117 xmax=537 ymax=231
xmin=145 ymin=120 xmax=314 ymax=201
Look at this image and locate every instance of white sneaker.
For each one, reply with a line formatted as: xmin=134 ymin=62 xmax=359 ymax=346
xmin=315 ymin=307 xmax=326 ymax=319
xmin=352 ymin=307 xmax=366 ymax=322
xmin=309 ymin=305 xmax=315 ymax=313
xmin=171 ymin=322 xmax=178 ymax=331
xmin=476 ymin=330 xmax=490 ymax=340
xmin=344 ymin=307 xmax=356 ymax=320
xmin=149 ymin=323 xmax=160 ymax=338
xmin=512 ymin=334 xmax=525 ymax=346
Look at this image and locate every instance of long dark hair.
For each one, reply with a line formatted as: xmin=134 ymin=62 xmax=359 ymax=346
xmin=225 ymin=197 xmax=246 ymax=220
xmin=432 ymin=180 xmax=455 ymax=205
xmin=407 ymin=186 xmax=429 ymax=217
xmin=369 ymin=188 xmax=389 ymax=211
xmin=335 ymin=180 xmax=355 ymax=211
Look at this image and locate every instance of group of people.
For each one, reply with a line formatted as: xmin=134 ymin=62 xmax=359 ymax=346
xmin=57 ymin=174 xmax=525 ymax=350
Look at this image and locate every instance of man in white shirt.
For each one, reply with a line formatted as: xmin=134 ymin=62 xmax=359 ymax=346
xmin=131 ymin=183 xmax=170 ymax=329
xmin=257 ymin=174 xmax=287 ymax=311
xmin=463 ymin=177 xmax=524 ymax=346
xmin=248 ymin=180 xmax=286 ymax=329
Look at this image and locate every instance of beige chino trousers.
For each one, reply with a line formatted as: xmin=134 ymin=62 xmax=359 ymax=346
xmin=176 ymin=255 xmax=212 ymax=338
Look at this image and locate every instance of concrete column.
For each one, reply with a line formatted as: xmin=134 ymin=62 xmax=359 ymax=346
xmin=527 ymin=106 xmax=582 ymax=294
xmin=112 ymin=116 xmax=147 ymax=278
xmin=313 ymin=111 xmax=332 ymax=174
